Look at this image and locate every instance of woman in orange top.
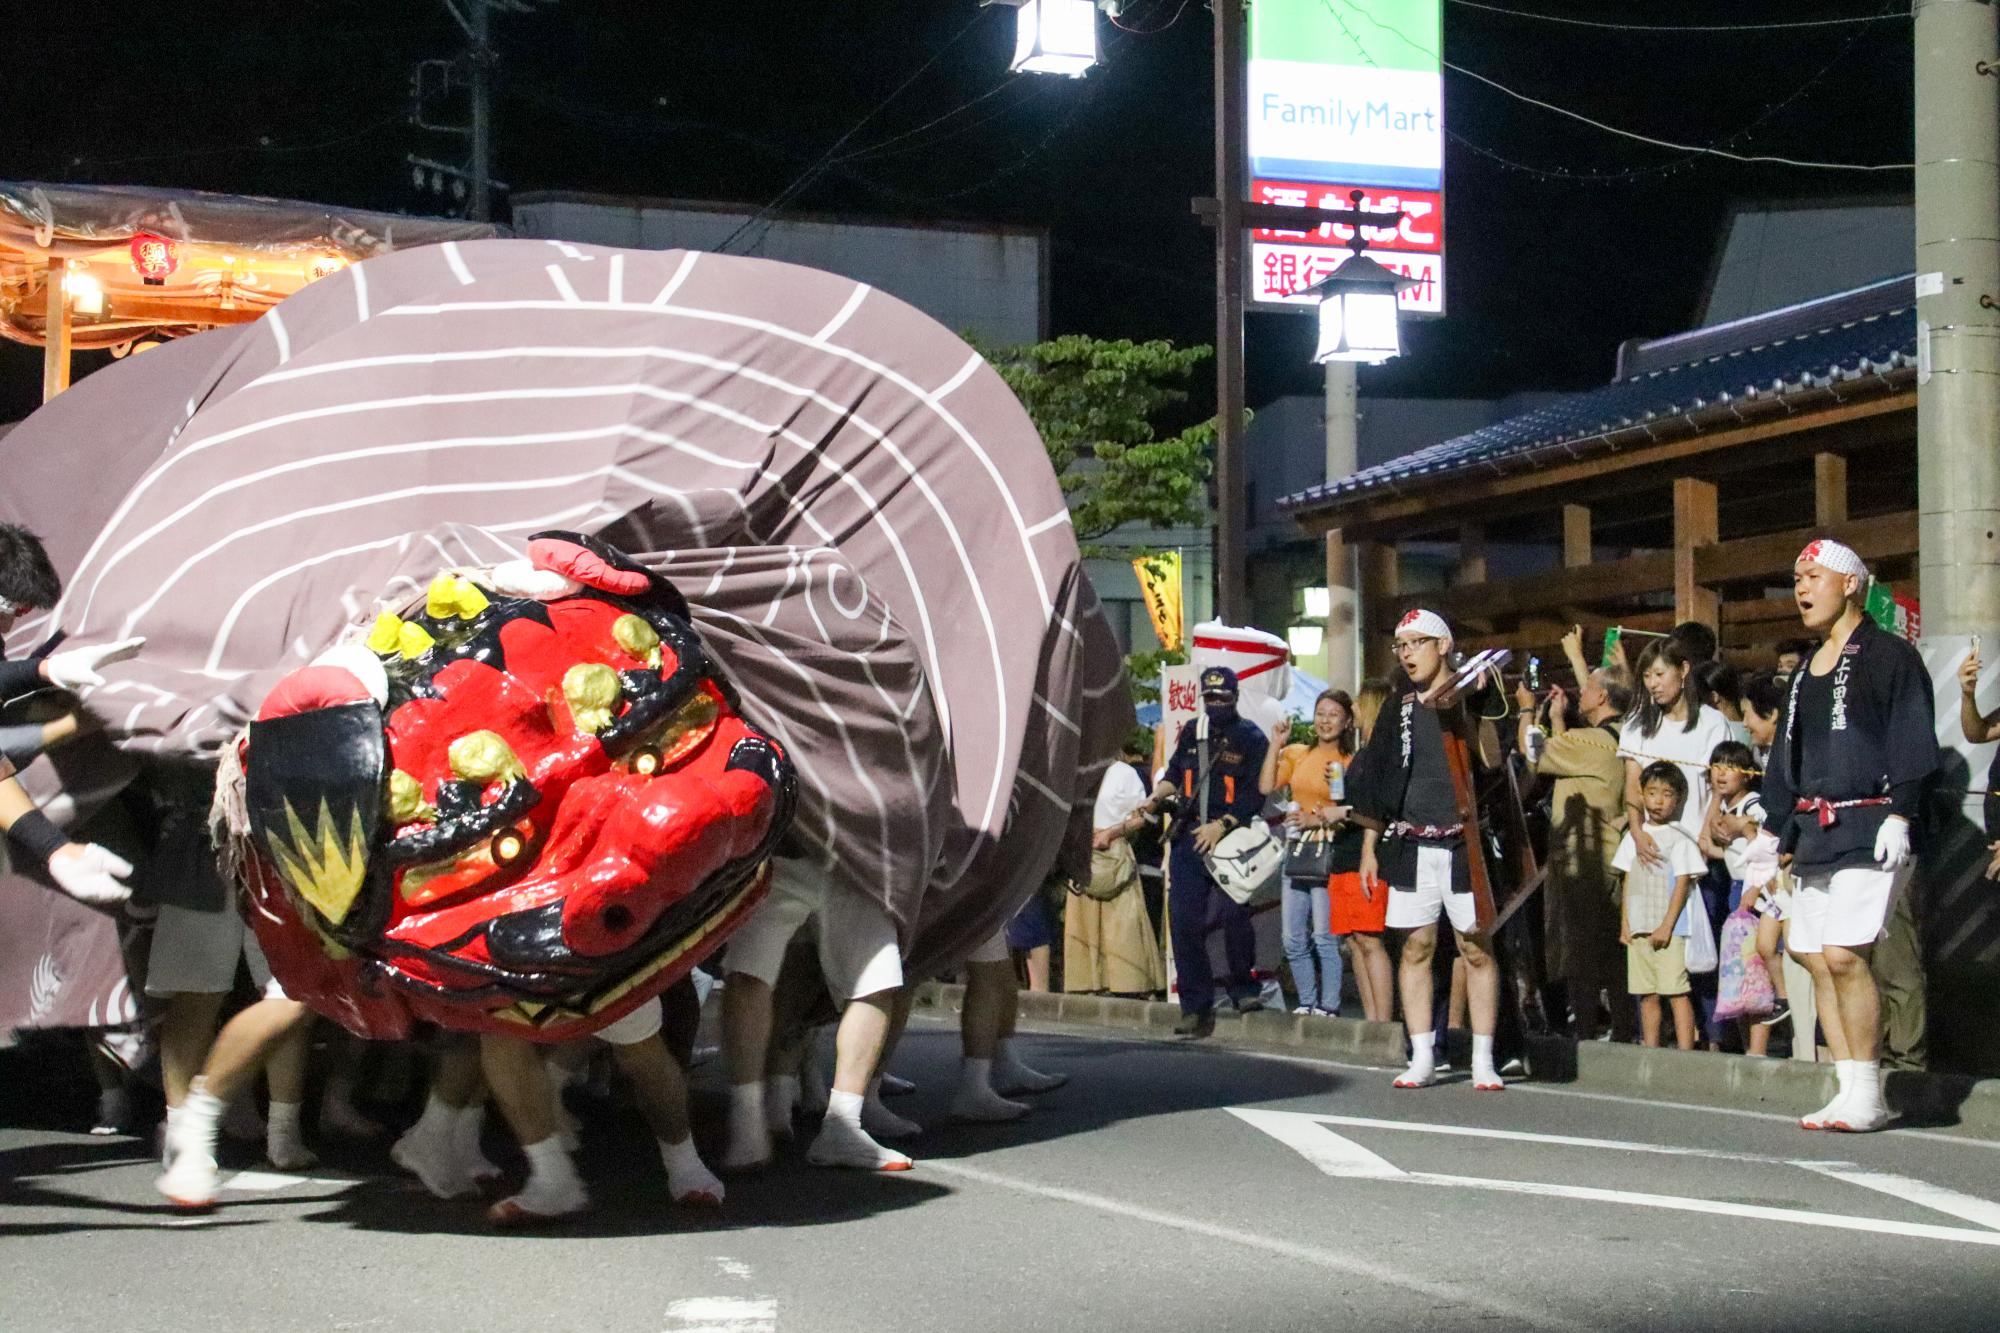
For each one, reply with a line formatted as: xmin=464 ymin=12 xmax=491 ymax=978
xmin=1265 ymin=691 xmax=1368 ymax=1016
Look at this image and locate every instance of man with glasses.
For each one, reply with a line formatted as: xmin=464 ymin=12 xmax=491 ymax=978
xmin=1353 ymin=609 xmax=1505 ymax=1090
xmin=1141 ymin=666 xmax=1270 ymax=1038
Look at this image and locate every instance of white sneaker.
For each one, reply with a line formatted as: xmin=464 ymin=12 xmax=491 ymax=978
xmin=1291 ymin=1004 xmax=1316 ymax=1015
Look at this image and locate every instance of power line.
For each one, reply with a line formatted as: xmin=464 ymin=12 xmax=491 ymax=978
xmin=1107 ymin=0 xmax=1197 ymax=34
xmin=712 ymin=7 xmax=993 ymax=255
xmin=836 ymin=75 xmax=1039 ymax=164
xmin=1445 ymin=0 xmax=1910 ymax=34
xmin=1323 ymin=0 xmax=1912 ymax=173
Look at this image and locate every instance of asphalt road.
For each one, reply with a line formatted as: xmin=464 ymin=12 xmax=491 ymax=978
xmin=5 ymin=1013 xmax=2000 ymax=1333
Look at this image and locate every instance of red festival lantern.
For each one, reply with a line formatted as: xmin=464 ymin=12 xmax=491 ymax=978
xmin=129 ymin=232 xmax=180 ymax=285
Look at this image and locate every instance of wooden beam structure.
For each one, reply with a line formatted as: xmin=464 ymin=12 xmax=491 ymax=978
xmin=1358 ymin=541 xmax=1398 ymax=679
xmin=1673 ymin=476 xmax=1720 ymax=628
xmin=1292 ymin=388 xmax=1913 ymax=540
xmin=1815 ymin=452 xmax=1849 ymax=527
xmin=1456 ymin=523 xmax=1487 ymax=585
xmin=1692 ymin=510 xmax=1917 ymax=585
xmin=40 ymin=264 xmax=69 ymax=402
xmin=1562 ymin=504 xmax=1591 ymax=568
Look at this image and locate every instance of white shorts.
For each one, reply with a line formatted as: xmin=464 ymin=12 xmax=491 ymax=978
xmin=1384 ymin=845 xmax=1477 ymax=935
xmin=1788 ymin=864 xmax=1907 ymax=954
xmin=591 ymin=997 xmax=662 ymax=1047
xmin=144 ymin=903 xmax=286 ymax=1000
xmin=724 ymin=857 xmax=903 ymax=1004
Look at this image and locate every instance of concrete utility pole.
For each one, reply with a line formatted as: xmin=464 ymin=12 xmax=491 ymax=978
xmin=1212 ymin=0 xmax=1249 ymax=625
xmin=1321 ymin=360 xmax=1360 ymax=691
xmin=469 ymin=0 xmax=494 ymax=224
xmin=1915 ymin=0 xmax=2000 ymax=636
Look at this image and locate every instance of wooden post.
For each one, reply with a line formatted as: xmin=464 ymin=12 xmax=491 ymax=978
xmin=1457 ymin=522 xmax=1487 ymax=585
xmin=1814 ymin=452 xmax=1849 ymax=527
xmin=1673 ymin=477 xmax=1720 ymax=629
xmin=1358 ymin=541 xmax=1399 ymax=679
xmin=41 ymin=262 xmax=71 ymax=402
xmin=1323 ymin=529 xmax=1360 ymax=692
xmin=1562 ymin=504 xmax=1592 ymax=568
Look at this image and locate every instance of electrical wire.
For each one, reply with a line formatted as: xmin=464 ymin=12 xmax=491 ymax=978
xmin=1323 ymin=0 xmax=1913 ymax=173
xmin=712 ymin=6 xmax=993 ymax=254
xmin=1444 ymin=0 xmax=1909 ymax=34
xmin=1107 ymin=0 xmax=1197 ymax=35
xmin=835 ymin=75 xmax=1042 ymax=164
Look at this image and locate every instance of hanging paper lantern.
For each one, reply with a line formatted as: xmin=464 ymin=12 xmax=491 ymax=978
xmin=129 ymin=232 xmax=180 ymax=284
xmin=304 ymin=253 xmax=350 ymax=283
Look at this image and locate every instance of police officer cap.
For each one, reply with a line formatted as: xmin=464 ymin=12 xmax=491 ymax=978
xmin=1199 ymin=666 xmax=1239 ymax=697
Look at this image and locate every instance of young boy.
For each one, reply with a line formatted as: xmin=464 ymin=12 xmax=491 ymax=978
xmin=1702 ymin=739 xmax=1789 ymax=1054
xmin=1614 ymin=761 xmax=1708 ymax=1049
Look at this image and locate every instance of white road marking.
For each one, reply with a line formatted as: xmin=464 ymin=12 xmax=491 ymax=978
xmin=1289 ymin=1111 xmax=1853 ymax=1168
xmin=220 ymin=1169 xmax=351 ymax=1192
xmin=1411 ymin=1172 xmax=2000 ymax=1248
xmin=923 ymin=1158 xmax=1590 ymax=1333
xmin=1793 ymin=1162 xmax=2000 ymax=1232
xmin=713 ymin=1257 xmax=754 ymax=1280
xmin=1230 ymin=1108 xmax=2000 ymax=1249
xmin=663 ymin=1295 xmax=777 ymax=1333
xmin=1224 ymin=1108 xmax=1407 ymax=1178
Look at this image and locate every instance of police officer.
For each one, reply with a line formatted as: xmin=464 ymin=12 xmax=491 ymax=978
xmin=1143 ymin=666 xmax=1270 ymax=1038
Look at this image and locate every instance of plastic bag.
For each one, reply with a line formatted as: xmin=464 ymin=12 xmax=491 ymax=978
xmin=1714 ymin=909 xmax=1775 ymax=1020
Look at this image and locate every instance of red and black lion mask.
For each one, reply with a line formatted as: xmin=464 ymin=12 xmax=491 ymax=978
xmin=237 ymin=532 xmax=795 ymax=1042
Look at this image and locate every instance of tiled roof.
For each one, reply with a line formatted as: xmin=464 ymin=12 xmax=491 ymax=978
xmin=1280 ymin=275 xmax=1917 ymax=514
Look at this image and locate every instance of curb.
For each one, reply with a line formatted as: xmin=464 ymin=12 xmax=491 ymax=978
xmin=913 ymin=982 xmax=2000 ymax=1143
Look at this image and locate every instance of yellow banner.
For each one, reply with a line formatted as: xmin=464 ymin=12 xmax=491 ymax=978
xmin=1133 ymin=551 xmax=1183 ymax=650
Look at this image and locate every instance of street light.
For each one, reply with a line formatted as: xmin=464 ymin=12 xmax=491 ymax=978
xmin=1302 ymin=189 xmax=1418 ymax=366
xmin=1301 ymin=585 xmax=1331 ymax=620
xmin=988 ymin=0 xmax=1101 ymax=77
xmin=1287 ymin=622 xmax=1325 ymax=658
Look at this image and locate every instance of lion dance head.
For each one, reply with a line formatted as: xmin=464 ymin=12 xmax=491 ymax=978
xmin=232 ymin=532 xmax=795 ymax=1042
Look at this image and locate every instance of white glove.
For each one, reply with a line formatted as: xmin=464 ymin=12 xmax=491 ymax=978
xmin=488 ymin=560 xmax=582 ymax=602
xmin=1874 ymin=816 xmax=1911 ymax=872
xmin=43 ymin=637 xmax=145 ymax=691
xmin=47 ymin=842 xmax=134 ymax=907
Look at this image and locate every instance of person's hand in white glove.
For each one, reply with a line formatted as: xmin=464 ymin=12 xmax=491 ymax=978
xmin=1874 ymin=815 xmax=1912 ymax=872
xmin=46 ymin=841 xmax=134 ymax=907
xmin=487 ymin=561 xmax=581 ymax=602
xmin=41 ymin=637 xmax=145 ymax=691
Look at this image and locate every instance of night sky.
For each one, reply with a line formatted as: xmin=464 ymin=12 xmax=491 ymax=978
xmin=0 ymin=1 xmax=1916 ymax=425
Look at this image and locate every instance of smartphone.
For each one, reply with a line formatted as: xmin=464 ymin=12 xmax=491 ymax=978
xmin=1975 ymin=633 xmax=1983 ymax=663
xmin=1527 ymin=656 xmax=1542 ymax=691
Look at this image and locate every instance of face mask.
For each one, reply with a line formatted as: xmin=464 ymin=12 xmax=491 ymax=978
xmin=1205 ymin=700 xmax=1237 ymax=722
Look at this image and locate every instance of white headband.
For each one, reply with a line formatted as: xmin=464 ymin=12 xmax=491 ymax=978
xmin=1395 ymin=608 xmax=1450 ymax=641
xmin=1796 ymin=539 xmax=1867 ymax=580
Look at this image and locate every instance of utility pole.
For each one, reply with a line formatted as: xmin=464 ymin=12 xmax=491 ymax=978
xmin=1915 ymin=0 xmax=2000 ymax=637
xmin=468 ymin=0 xmax=494 ymax=224
xmin=1212 ymin=0 xmax=1249 ymax=625
xmin=1322 ymin=360 xmax=1359 ymax=691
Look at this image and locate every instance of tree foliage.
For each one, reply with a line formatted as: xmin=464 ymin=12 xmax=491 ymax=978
xmin=977 ymin=333 xmax=1215 ymax=550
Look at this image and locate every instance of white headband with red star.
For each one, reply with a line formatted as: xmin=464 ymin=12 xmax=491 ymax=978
xmin=1395 ymin=608 xmax=1450 ymax=641
xmin=1796 ymin=539 xmax=1867 ymax=579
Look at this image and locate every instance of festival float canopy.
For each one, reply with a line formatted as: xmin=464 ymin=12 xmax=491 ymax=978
xmin=0 ymin=238 xmax=1129 ymax=1035
xmin=0 ymin=181 xmax=497 ymax=400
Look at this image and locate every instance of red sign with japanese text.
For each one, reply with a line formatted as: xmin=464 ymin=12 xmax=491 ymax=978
xmin=1248 ymin=178 xmax=1444 ymax=316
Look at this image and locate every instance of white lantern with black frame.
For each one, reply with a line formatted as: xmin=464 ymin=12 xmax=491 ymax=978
xmin=986 ymin=0 xmax=1101 ymax=77
xmin=1307 ymin=254 xmax=1418 ymax=365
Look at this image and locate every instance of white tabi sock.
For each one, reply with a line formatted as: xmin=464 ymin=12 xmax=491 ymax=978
xmin=952 ymin=1058 xmax=1028 ymax=1122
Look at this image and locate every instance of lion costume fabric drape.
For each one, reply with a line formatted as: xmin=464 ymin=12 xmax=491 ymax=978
xmin=0 ymin=239 xmax=1129 ymax=1035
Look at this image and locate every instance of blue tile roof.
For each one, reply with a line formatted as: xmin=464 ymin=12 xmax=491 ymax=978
xmin=1280 ymin=275 xmax=1918 ymax=514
